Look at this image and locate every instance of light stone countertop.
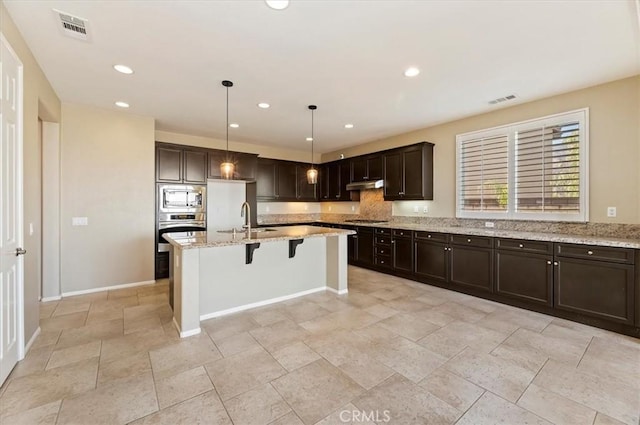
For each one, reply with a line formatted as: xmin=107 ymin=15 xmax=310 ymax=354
xmin=163 ymin=225 xmax=355 ymax=250
xmin=302 ymin=220 xmax=640 ymax=249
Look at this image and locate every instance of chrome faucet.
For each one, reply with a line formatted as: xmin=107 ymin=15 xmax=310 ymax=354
xmin=240 ymin=201 xmax=251 ymax=233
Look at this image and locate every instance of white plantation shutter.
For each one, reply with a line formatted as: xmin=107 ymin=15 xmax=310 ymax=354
xmin=456 ymin=109 xmax=588 ymax=221
xmin=458 ymin=134 xmax=509 ymax=213
xmin=515 ymin=122 xmax=580 ymax=213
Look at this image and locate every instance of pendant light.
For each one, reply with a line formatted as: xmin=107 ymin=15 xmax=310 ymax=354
xmin=220 ymin=80 xmax=235 ymax=179
xmin=306 ymin=105 xmax=318 ymax=184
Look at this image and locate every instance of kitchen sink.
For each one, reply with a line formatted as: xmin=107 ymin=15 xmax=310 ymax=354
xmin=216 ymin=228 xmax=277 ymax=234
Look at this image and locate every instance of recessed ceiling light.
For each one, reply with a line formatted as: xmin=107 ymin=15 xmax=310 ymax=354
xmin=404 ymin=67 xmax=420 ymax=77
xmin=344 ymin=124 xmax=354 ymax=129
xmin=229 ymin=123 xmax=240 ymax=128
xmin=306 ymin=137 xmax=313 ymax=142
xmin=257 ymin=103 xmax=270 ymax=109
xmin=113 ymin=64 xmax=133 ymax=74
xmin=265 ymin=0 xmax=289 ymax=10
xmin=115 ymin=101 xmax=129 ymax=108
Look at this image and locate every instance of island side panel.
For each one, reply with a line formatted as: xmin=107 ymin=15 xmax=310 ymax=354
xmin=326 ymin=234 xmax=348 ymax=294
xmin=199 ymin=237 xmax=328 ymax=318
xmin=173 ymin=247 xmax=201 ymax=337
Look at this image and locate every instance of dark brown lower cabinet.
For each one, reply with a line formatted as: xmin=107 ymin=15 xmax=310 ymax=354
xmin=449 ymin=244 xmax=494 ymax=293
xmin=155 ymin=252 xmax=169 ymax=279
xmin=555 ymin=257 xmax=634 ymax=325
xmin=495 ymin=250 xmax=553 ymax=306
xmin=414 ymin=239 xmax=449 ymax=285
xmin=392 ymin=234 xmax=413 ymax=273
xmin=356 ymin=228 xmax=374 ymax=266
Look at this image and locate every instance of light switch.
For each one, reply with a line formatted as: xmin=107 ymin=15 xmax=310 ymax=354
xmin=413 ymin=206 xmax=419 ymax=213
xmin=422 ymin=206 xmax=429 ymax=213
xmin=607 ymin=207 xmax=617 ymax=217
xmin=72 ymin=217 xmax=88 ymax=226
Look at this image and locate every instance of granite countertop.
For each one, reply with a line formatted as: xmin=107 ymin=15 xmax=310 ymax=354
xmin=260 ymin=220 xmax=640 ymax=249
xmin=163 ymin=225 xmax=355 ymax=249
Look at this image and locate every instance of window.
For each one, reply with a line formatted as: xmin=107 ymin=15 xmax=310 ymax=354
xmin=456 ymin=109 xmax=588 ymax=221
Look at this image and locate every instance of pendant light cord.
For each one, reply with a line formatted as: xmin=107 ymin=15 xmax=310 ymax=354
xmin=311 ymin=108 xmax=314 ymax=168
xmin=226 ymin=85 xmax=229 ymax=153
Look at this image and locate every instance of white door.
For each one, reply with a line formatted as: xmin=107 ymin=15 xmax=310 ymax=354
xmin=0 ymin=34 xmax=24 ymax=386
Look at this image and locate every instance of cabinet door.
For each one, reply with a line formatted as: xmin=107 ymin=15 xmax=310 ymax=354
xmin=367 ymin=155 xmax=383 ymax=180
xmin=296 ymin=164 xmax=318 ymax=201
xmin=156 ymin=146 xmax=183 ymax=182
xmin=555 ymin=257 xmax=634 ymax=324
xmin=348 ymin=233 xmax=358 ymax=263
xmin=414 ymin=240 xmax=448 ymax=285
xmin=256 ymin=159 xmax=277 ymax=200
xmin=183 ymin=150 xmax=207 ymax=183
xmin=357 ymin=229 xmax=374 ymax=265
xmin=277 ymin=162 xmax=298 ymax=200
xmin=339 ymin=161 xmax=351 ymax=200
xmin=207 ymin=150 xmax=225 ymax=179
xmin=495 ymin=251 xmax=553 ymax=306
xmin=402 ymin=148 xmax=424 ymax=198
xmin=393 ymin=237 xmax=413 ymax=273
xmin=235 ymin=153 xmax=258 ymax=180
xmin=351 ymin=157 xmax=367 ymax=181
xmin=450 ymin=245 xmax=494 ymax=293
xmin=327 ymin=163 xmax=341 ymax=200
xmin=383 ymin=151 xmax=402 ymax=198
xmin=320 ymin=164 xmax=330 ymax=200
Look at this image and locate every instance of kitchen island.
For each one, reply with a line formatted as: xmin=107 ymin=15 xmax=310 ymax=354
xmin=163 ymin=225 xmax=355 ymax=337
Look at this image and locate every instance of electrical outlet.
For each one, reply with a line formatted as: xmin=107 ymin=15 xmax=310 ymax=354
xmin=422 ymin=206 xmax=428 ymax=213
xmin=351 ymin=205 xmax=355 ymax=212
xmin=265 ymin=206 xmax=270 ymax=213
xmin=413 ymin=206 xmax=419 ymax=213
xmin=72 ymin=217 xmax=88 ymax=226
xmin=329 ymin=206 xmax=332 ymax=211
xmin=607 ymin=207 xmax=617 ymax=217
xmin=485 ymin=222 xmax=495 ymax=228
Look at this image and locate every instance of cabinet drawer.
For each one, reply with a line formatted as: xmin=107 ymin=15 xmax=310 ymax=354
xmin=375 ymin=255 xmax=392 ymax=268
xmin=496 ymin=238 xmax=553 ymax=254
xmin=374 ymin=236 xmax=391 ymax=246
xmin=375 ymin=228 xmax=391 ymax=236
xmin=556 ymin=243 xmax=635 ymax=264
xmin=375 ymin=246 xmax=391 ymax=256
xmin=392 ymin=229 xmax=412 ymax=238
xmin=450 ymin=234 xmax=494 ymax=248
xmin=415 ymin=231 xmax=448 ymax=242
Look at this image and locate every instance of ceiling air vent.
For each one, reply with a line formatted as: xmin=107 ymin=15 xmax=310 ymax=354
xmin=488 ymin=94 xmax=516 ymax=105
xmin=53 ymin=9 xmax=91 ymax=41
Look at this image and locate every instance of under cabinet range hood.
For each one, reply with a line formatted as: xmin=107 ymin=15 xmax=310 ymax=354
xmin=346 ymin=180 xmax=384 ymax=191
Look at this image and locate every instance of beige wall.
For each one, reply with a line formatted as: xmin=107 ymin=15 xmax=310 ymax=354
xmin=156 ymin=130 xmax=322 ymax=164
xmin=1 ymin=2 xmax=61 ymax=343
xmin=60 ymin=104 xmax=155 ymax=293
xmin=322 ymin=76 xmax=640 ymax=224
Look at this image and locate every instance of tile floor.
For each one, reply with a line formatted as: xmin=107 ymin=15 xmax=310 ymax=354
xmin=0 ymin=266 xmax=638 ymax=425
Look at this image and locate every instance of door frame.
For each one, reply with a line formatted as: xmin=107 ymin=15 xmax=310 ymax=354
xmin=1 ymin=32 xmax=26 ymax=361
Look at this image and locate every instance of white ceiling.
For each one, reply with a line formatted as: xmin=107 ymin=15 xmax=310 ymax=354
xmin=5 ymin=0 xmax=640 ymax=153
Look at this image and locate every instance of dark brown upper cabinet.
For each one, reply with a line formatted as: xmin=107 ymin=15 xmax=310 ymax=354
xmin=296 ymin=164 xmax=318 ymax=201
xmin=351 ymin=154 xmax=383 ymax=182
xmin=156 ymin=144 xmax=207 ymax=184
xmin=320 ymin=162 xmax=341 ymax=201
xmin=208 ymin=151 xmax=258 ymax=181
xmin=156 ymin=146 xmax=183 ymax=183
xmin=383 ymin=142 xmax=434 ymax=200
xmin=256 ymin=158 xmax=318 ymax=202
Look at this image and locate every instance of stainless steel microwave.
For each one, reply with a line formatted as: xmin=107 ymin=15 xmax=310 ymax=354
xmin=158 ymin=184 xmax=206 ymax=214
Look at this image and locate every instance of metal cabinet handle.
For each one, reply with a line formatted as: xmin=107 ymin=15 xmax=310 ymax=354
xmin=427 ymin=235 xmax=432 ymax=238
xmin=587 ymin=250 xmax=593 ymax=255
xmin=554 ymin=261 xmax=559 ymax=266
xmin=399 ymin=232 xmax=404 ymax=235
xmin=467 ymin=239 xmax=471 ymax=243
xmin=391 ymin=240 xmax=395 ymax=244
xmin=335 ymin=195 xmax=340 ymax=198
xmin=380 ymin=260 xmax=385 ymax=264
xmin=380 ymin=239 xmax=385 ymax=243
xmin=380 ymin=250 xmax=384 ymax=254
xmin=547 ymin=260 xmax=552 ymax=265
xmin=444 ymin=247 xmax=448 ymax=252
xmin=519 ymin=244 xmax=524 ymax=248
xmin=15 ymin=248 xmax=27 ymax=256
xmin=399 ymin=191 xmax=405 ymax=195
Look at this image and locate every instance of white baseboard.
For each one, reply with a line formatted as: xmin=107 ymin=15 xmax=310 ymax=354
xmin=173 ymin=317 xmax=201 ymax=338
xmin=40 ymin=295 xmax=62 ymax=302
xmin=326 ymin=287 xmax=348 ymax=295
xmin=200 ymin=286 xmax=327 ymax=321
xmin=24 ymin=327 xmax=41 ymax=355
xmin=62 ymin=280 xmax=156 ymax=298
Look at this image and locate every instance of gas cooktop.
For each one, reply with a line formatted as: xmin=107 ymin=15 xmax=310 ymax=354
xmin=344 ymin=219 xmax=389 ymax=224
